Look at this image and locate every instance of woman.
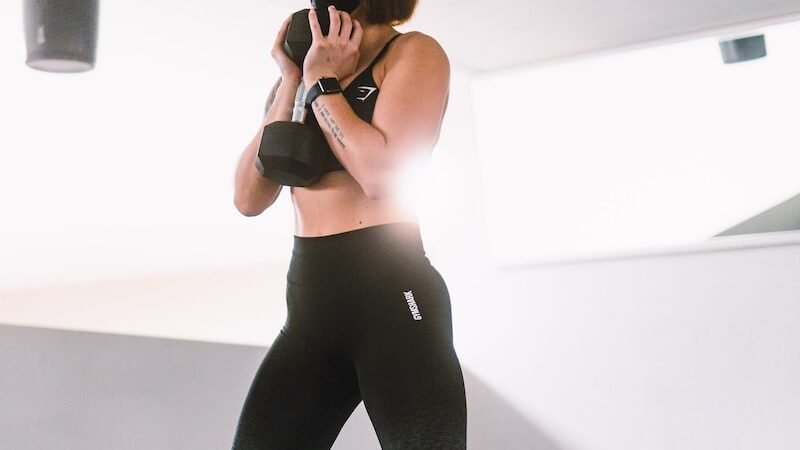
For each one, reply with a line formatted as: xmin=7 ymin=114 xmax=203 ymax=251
xmin=232 ymin=1 xmax=467 ymax=448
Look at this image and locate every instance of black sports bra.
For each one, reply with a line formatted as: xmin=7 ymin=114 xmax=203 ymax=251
xmin=306 ymin=33 xmax=402 ymax=175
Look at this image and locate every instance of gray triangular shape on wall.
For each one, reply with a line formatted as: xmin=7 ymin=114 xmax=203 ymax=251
xmin=716 ymin=193 xmax=800 ymax=237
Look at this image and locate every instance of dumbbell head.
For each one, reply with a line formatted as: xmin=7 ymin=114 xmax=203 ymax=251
xmin=284 ymin=1 xmax=362 ymax=68
xmin=256 ymin=122 xmax=327 ymax=187
xmin=314 ymin=0 xmax=361 ymax=14
xmin=284 ymin=9 xmax=312 ymax=68
xmin=333 ymin=0 xmax=361 ymax=13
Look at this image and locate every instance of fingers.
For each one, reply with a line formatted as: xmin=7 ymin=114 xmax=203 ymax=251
xmin=328 ymin=6 xmax=341 ymax=39
xmin=351 ymin=19 xmax=363 ymax=47
xmin=308 ymin=9 xmax=324 ymax=41
xmin=273 ymin=16 xmax=291 ymax=53
xmin=338 ymin=11 xmax=353 ymax=44
xmin=309 ymin=6 xmax=356 ymax=44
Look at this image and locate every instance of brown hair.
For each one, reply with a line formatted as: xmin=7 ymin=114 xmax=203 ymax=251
xmin=358 ymin=0 xmax=419 ymax=26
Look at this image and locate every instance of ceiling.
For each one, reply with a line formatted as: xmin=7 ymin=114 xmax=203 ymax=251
xmin=2 ymin=0 xmax=800 ymax=290
xmin=413 ymin=0 xmax=800 ymax=71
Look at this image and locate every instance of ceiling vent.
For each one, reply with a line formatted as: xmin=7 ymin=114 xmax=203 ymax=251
xmin=719 ymin=35 xmax=767 ymax=64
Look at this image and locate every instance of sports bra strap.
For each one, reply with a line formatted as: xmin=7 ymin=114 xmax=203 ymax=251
xmin=367 ymin=33 xmax=403 ymax=70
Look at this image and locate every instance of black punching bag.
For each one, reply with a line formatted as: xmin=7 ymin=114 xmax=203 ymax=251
xmin=23 ymin=0 xmax=99 ymax=73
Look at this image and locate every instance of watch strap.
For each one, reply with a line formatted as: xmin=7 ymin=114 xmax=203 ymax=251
xmin=305 ymin=77 xmax=342 ymax=106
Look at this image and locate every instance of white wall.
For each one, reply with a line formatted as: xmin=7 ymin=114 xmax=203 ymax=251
xmin=4 ymin=59 xmax=800 ymax=450
xmin=4 ymin=6 xmax=800 ymax=448
xmin=0 ymin=0 xmax=296 ymax=290
xmin=0 ymin=262 xmax=289 ymax=346
xmin=433 ymin=51 xmax=800 ymax=450
xmin=472 ymin=19 xmax=800 ymax=267
xmin=0 ymin=65 xmax=481 ymax=345
xmin=448 ymin=241 xmax=800 ymax=450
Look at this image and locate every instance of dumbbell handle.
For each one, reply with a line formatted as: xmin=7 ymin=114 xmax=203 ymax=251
xmin=292 ymin=83 xmax=308 ymax=123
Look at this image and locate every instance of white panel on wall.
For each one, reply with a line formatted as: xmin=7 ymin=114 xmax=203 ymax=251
xmin=473 ymin=20 xmax=800 ymax=267
xmin=0 ymin=0 xmax=294 ymax=289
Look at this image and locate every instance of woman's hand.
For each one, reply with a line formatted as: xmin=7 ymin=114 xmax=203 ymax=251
xmin=271 ymin=16 xmax=302 ymax=82
xmin=303 ymin=6 xmax=363 ymax=87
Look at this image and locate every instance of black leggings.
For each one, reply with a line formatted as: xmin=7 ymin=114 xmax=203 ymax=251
xmin=232 ymin=223 xmax=467 ymax=449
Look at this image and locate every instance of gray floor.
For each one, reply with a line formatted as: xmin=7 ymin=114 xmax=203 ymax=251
xmin=0 ymin=324 xmax=558 ymax=450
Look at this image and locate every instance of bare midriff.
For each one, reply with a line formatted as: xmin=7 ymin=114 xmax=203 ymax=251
xmin=288 ymin=32 xmax=423 ymax=238
xmin=290 ymin=171 xmax=416 ymax=237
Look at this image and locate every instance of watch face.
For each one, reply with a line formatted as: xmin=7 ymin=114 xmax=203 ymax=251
xmin=319 ymin=78 xmax=342 ymax=93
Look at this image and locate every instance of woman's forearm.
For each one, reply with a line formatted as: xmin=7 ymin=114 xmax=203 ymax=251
xmin=308 ymin=93 xmax=393 ymax=199
xmin=233 ymin=77 xmax=302 ymax=216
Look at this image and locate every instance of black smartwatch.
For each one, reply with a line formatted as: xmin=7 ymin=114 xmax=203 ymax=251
xmin=305 ymin=77 xmax=343 ymax=106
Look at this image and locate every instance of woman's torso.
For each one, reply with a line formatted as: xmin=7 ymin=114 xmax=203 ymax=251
xmin=291 ymin=32 xmax=421 ymax=237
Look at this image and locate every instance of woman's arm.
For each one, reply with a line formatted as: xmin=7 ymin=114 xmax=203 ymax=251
xmin=233 ymin=77 xmax=301 ymax=216
xmin=234 ymin=16 xmax=305 ymax=217
xmin=304 ymin=12 xmax=450 ymax=200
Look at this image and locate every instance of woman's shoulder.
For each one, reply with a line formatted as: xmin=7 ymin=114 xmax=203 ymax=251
xmin=389 ymin=31 xmax=449 ymax=68
xmin=395 ymin=31 xmax=443 ymax=47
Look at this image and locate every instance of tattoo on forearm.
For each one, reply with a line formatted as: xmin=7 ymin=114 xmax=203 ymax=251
xmin=315 ymin=103 xmax=346 ymax=150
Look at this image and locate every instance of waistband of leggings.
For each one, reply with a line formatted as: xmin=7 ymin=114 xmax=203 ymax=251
xmin=292 ymin=222 xmax=425 ymax=258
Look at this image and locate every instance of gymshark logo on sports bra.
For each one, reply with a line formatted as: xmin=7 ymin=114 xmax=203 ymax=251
xmin=404 ymin=290 xmax=423 ymax=321
xmin=356 ymin=86 xmax=377 ymax=101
